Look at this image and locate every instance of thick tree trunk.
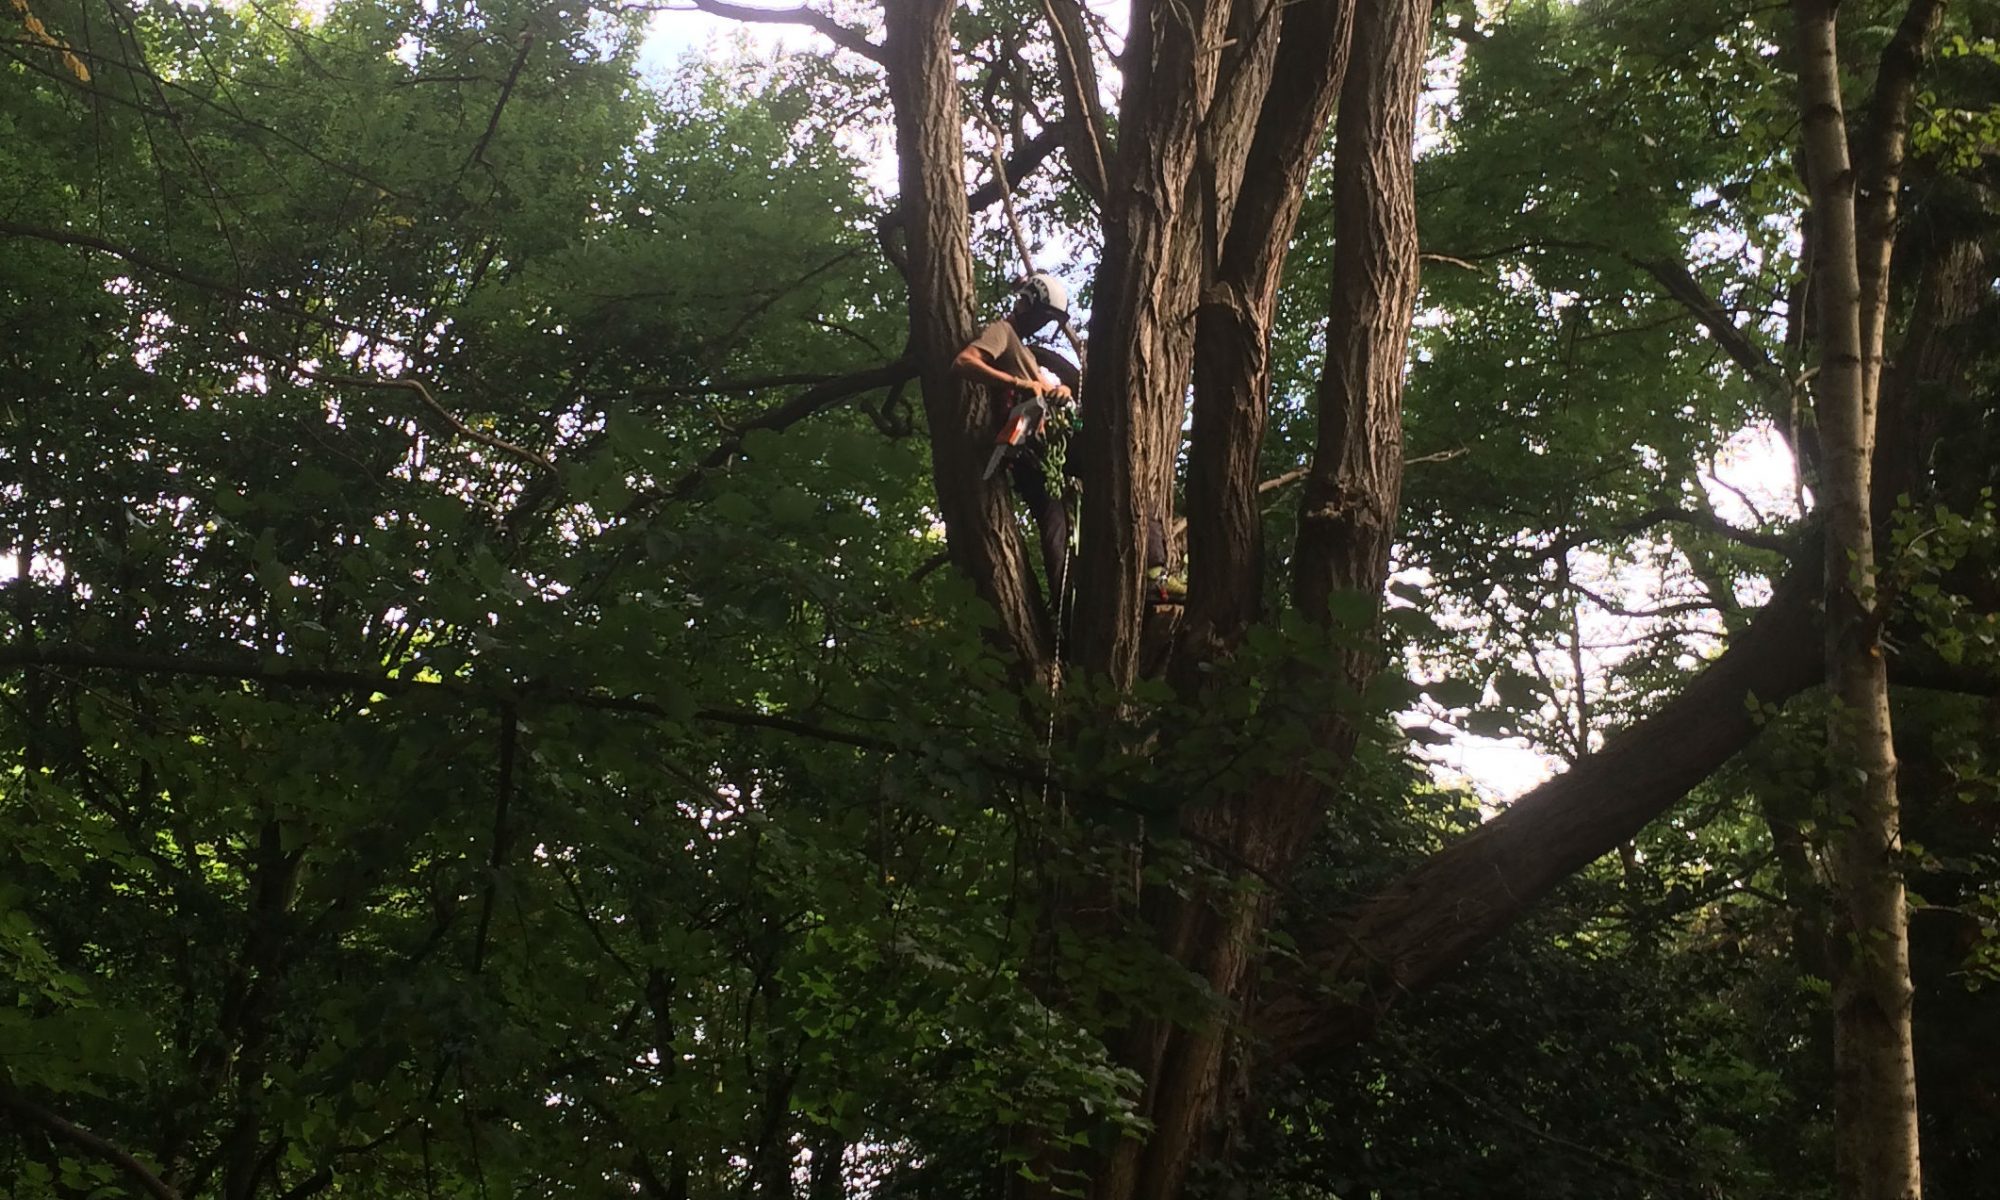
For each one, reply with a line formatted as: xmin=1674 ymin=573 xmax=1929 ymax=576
xmin=883 ymin=0 xmax=1054 ymax=677
xmin=1088 ymin=6 xmax=1431 ymax=1198
xmin=1288 ymin=0 xmax=1427 ymax=625
xmin=1792 ymin=3 xmax=1921 ymax=1198
xmin=1074 ymin=0 xmax=1239 ymax=687
xmin=1181 ymin=0 xmax=1359 ymax=666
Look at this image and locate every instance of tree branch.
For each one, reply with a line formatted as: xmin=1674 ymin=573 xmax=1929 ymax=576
xmin=300 ymin=370 xmax=556 ymax=472
xmin=0 ymin=1090 xmax=181 ymax=1200
xmin=618 ymin=357 xmax=916 ymax=518
xmin=1259 ymin=548 xmax=1826 ymax=1059
xmin=1629 ymin=255 xmax=1792 ymax=400
xmin=460 ymin=31 xmax=533 ymax=179
xmin=1430 ymin=238 xmax=1805 ymax=424
xmin=1514 ymin=505 xmax=1798 ymax=567
xmin=1039 ymin=0 xmax=1113 ymax=203
xmin=0 ymin=643 xmax=1085 ymax=792
xmin=0 ymin=643 xmax=908 ymax=758
xmin=0 ymin=219 xmax=386 ymax=340
xmin=1171 ymin=467 xmax=1306 ymax=538
xmin=619 ymin=371 xmax=857 ymax=399
xmin=879 ymin=121 xmax=1068 ymax=255
xmin=666 ymin=0 xmax=883 ymax=62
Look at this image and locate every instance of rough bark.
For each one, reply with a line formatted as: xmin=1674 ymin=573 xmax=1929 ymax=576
xmin=882 ymin=0 xmax=1054 ymax=677
xmin=1793 ymin=3 xmax=1923 ymax=1197
xmin=1876 ymin=234 xmax=1988 ymax=526
xmin=1039 ymin=0 xmax=1112 ymax=205
xmin=1180 ymin=0 xmax=1358 ymax=666
xmin=1288 ymin=0 xmax=1427 ymax=627
xmin=1073 ymin=0 xmax=1239 ymax=687
xmin=1088 ymin=6 xmax=1431 ymax=1198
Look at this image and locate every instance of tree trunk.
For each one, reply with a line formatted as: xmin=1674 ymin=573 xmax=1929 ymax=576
xmin=1181 ymin=0 xmax=1359 ymax=666
xmin=1091 ymin=6 xmax=1432 ymax=1198
xmin=883 ymin=0 xmax=1053 ymax=677
xmin=1073 ymin=0 xmax=1240 ymax=687
xmin=1792 ymin=3 xmax=1924 ymax=1197
xmin=867 ymin=0 xmax=1940 ymax=1195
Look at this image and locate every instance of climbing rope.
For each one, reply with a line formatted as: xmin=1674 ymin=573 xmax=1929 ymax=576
xmin=971 ymin=111 xmax=1087 ymax=823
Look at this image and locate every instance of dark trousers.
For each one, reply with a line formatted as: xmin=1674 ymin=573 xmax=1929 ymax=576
xmin=1010 ymin=454 xmax=1070 ymax=604
xmin=1010 ymin=454 xmax=1168 ymax=607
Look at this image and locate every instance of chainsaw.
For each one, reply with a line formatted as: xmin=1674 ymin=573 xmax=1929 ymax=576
xmin=981 ymin=392 xmax=1050 ymax=480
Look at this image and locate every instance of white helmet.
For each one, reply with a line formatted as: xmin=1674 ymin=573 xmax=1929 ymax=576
xmin=1017 ymin=272 xmax=1069 ymax=321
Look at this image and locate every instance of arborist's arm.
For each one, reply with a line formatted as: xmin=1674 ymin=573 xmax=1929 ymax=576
xmin=952 ymin=344 xmax=1069 ymax=401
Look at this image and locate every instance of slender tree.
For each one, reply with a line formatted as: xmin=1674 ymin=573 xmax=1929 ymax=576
xmin=1792 ymin=3 xmax=1942 ymax=1197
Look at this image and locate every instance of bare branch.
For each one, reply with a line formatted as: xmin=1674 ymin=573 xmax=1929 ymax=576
xmin=874 ymin=121 xmax=1067 ymax=292
xmin=620 ymin=371 xmax=856 ymax=398
xmin=1171 ymin=467 xmax=1307 ymax=538
xmin=884 ymin=121 xmax=1068 ymax=242
xmin=460 ymin=31 xmax=533 ymax=179
xmin=1630 ymin=255 xmax=1790 ymax=400
xmin=658 ymin=0 xmax=883 ymax=62
xmin=1417 ymin=251 xmax=1482 ymax=271
xmin=1507 ymin=506 xmax=1797 ymax=576
xmin=1039 ymin=0 xmax=1113 ymax=203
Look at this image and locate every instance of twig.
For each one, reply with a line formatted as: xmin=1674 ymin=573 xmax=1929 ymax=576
xmin=1418 ymin=251 xmax=1481 ymax=272
xmin=620 ymin=371 xmax=851 ymax=399
xmin=1170 ymin=468 xmax=1309 ymax=538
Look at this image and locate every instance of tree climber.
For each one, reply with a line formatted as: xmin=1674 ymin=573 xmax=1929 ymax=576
xmin=952 ymin=274 xmax=1184 ymax=608
xmin=953 ymin=273 xmax=1079 ymax=604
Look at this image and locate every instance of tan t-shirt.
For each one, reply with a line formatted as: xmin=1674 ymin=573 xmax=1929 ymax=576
xmin=967 ymin=319 xmax=1041 ymax=416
